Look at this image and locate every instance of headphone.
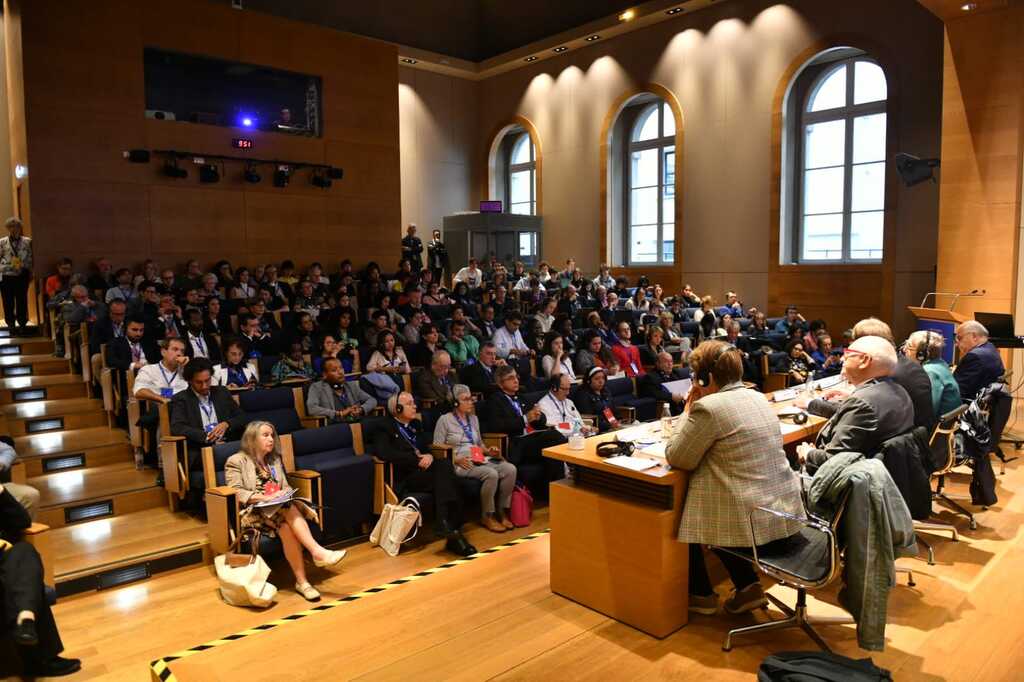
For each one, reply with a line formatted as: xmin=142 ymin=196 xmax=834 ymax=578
xmin=778 ymin=410 xmax=810 ymax=425
xmin=388 ymin=393 xmax=405 ymax=416
xmin=916 ymin=331 xmax=934 ymax=364
xmin=695 ymin=343 xmax=738 ymax=388
xmin=596 ymin=438 xmax=635 ymax=458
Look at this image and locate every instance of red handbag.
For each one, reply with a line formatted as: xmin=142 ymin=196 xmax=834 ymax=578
xmin=509 ymin=484 xmax=533 ymax=528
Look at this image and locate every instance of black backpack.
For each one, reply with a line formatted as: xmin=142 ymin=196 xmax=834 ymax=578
xmin=758 ymin=651 xmax=892 ymax=682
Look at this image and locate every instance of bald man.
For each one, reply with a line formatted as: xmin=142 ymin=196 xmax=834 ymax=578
xmin=797 ymin=336 xmax=914 ymax=472
xmin=954 ymin=321 xmax=1005 ymax=402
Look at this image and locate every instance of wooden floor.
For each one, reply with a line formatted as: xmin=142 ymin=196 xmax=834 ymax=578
xmin=14 ymin=456 xmax=1023 ymax=682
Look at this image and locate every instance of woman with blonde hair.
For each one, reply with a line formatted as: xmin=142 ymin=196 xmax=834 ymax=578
xmin=225 ymin=421 xmax=346 ymax=601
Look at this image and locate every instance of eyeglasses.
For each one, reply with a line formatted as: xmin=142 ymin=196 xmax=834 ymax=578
xmin=843 ymin=348 xmax=868 ymax=358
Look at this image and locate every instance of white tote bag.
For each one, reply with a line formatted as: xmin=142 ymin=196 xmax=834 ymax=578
xmin=369 ymin=497 xmax=422 ymax=557
xmin=215 ymin=532 xmax=278 ymax=607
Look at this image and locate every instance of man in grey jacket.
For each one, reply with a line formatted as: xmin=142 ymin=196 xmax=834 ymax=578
xmin=307 ymin=357 xmax=377 ymax=423
xmin=0 ymin=436 xmax=40 ymax=519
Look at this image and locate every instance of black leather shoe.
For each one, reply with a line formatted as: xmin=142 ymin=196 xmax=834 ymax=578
xmin=445 ymin=532 xmax=477 ymax=557
xmin=23 ymin=656 xmax=82 ymax=677
xmin=434 ymin=518 xmax=456 ymax=539
xmin=13 ymin=618 xmax=38 ymax=646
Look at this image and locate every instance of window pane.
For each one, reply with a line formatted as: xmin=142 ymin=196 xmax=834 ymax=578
xmin=662 ymin=194 xmax=674 ymax=225
xmin=510 ymin=170 xmax=531 ymax=210
xmin=662 ymin=223 xmax=675 ymax=263
xmin=631 ymin=149 xmax=659 ymax=188
xmin=804 ymin=119 xmax=846 ymax=169
xmin=631 ymin=187 xmax=658 ymax=225
xmin=630 ymin=224 xmax=658 ymax=263
xmin=852 ymin=162 xmax=885 ymax=212
xmin=801 ymin=214 xmax=844 ymax=261
xmin=809 ymin=64 xmax=847 ymax=112
xmin=803 ymin=167 xmax=844 ymax=215
xmin=854 ymin=61 xmax=887 ymax=105
xmin=850 ymin=211 xmax=884 ymax=259
xmin=853 ymin=113 xmax=886 ymax=164
xmin=510 ymin=202 xmax=531 ymax=215
xmin=662 ymin=102 xmax=675 ymax=138
xmin=519 ymin=232 xmax=536 ymax=257
xmin=662 ymin=147 xmax=675 ymax=189
xmin=632 ymin=105 xmax=660 ymax=142
xmin=510 ymin=134 xmax=532 ymax=165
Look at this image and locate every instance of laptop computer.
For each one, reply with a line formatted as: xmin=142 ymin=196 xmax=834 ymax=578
xmin=975 ymin=312 xmax=1015 ymax=340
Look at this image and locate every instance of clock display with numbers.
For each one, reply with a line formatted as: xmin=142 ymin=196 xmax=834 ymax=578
xmin=232 ymin=138 xmax=254 ymax=149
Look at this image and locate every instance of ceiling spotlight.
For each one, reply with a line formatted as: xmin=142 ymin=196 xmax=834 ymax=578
xmin=585 ymin=34 xmax=600 ymax=42
xmin=552 ymin=46 xmax=568 ymax=53
xmin=244 ymin=162 xmax=261 ymax=184
xmin=311 ymin=172 xmax=332 ymax=189
xmin=960 ymin=2 xmax=977 ymax=9
xmin=162 ymin=159 xmax=187 ymax=179
xmin=199 ymin=164 xmax=220 ymax=184
xmin=524 ymin=56 xmax=538 ymax=62
xmin=327 ymin=167 xmax=344 ymax=180
xmin=273 ymin=165 xmax=290 ymax=188
xmin=618 ymin=9 xmax=636 ymax=21
xmin=665 ymin=7 xmax=684 ymax=15
xmin=400 ymin=57 xmax=417 ymax=64
xmin=123 ymin=149 xmax=150 ymax=163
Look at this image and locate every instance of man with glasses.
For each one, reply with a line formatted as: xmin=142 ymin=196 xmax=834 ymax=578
xmin=953 ymin=321 xmax=1005 ymax=402
xmin=492 ymin=311 xmax=531 ymax=360
xmin=536 ymin=373 xmax=592 ymax=438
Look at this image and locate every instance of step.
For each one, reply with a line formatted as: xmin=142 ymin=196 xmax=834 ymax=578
xmin=0 ymin=373 xmax=89 ymax=402
xmin=31 ymin=461 xmax=166 ymax=529
xmin=13 ymin=426 xmax=132 ymax=477
xmin=48 ymin=507 xmax=210 ymax=597
xmin=0 ymin=335 xmax=55 ymax=356
xmin=0 ymin=353 xmax=71 ymax=377
xmin=1 ymin=397 xmax=107 ymax=436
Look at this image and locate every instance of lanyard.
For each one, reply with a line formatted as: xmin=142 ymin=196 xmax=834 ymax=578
xmin=192 ymin=334 xmax=206 ymax=354
xmin=198 ymin=397 xmax=215 ymax=423
xmin=158 ymin=364 xmax=178 ymax=387
xmin=548 ymin=393 xmax=567 ymax=422
xmin=397 ymin=421 xmax=417 ymax=448
xmin=130 ymin=343 xmax=142 ymax=361
xmin=505 ymin=393 xmax=523 ymax=417
xmin=228 ymin=365 xmax=247 ymax=384
xmin=114 ymin=324 xmax=124 ymax=338
xmin=453 ymin=413 xmax=475 ymax=443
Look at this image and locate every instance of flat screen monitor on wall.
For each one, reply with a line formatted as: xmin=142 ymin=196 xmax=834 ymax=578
xmin=143 ymin=48 xmax=323 ymax=137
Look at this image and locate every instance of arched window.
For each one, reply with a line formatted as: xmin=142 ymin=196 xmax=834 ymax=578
xmin=623 ymin=99 xmax=675 ymax=264
xmin=506 ymin=131 xmax=536 ymax=215
xmin=784 ymin=52 xmax=888 ymax=262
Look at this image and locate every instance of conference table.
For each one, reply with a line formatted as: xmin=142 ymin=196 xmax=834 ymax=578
xmin=542 ymin=390 xmax=827 ymax=639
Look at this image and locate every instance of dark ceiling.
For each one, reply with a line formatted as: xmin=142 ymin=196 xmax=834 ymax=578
xmin=209 ymin=0 xmax=641 ymax=62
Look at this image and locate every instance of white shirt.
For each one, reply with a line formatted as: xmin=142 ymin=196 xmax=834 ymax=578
xmin=593 ymin=274 xmax=615 ymax=289
xmin=127 ymin=340 xmax=149 ymax=368
xmin=537 ymin=393 xmax=584 ymax=436
xmin=453 ymin=267 xmax=482 ymax=288
xmin=188 ymin=332 xmax=209 ymax=359
xmin=492 ymin=326 xmax=529 ymax=359
xmin=133 ymin=362 xmax=188 ymax=398
xmin=195 ymin=391 xmax=219 ymax=430
xmin=536 ymin=313 xmax=555 ymax=334
xmin=542 ymin=354 xmax=577 ymax=381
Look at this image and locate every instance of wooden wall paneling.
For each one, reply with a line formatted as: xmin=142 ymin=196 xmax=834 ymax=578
xmin=149 ymin=185 xmax=247 ymax=256
xmin=141 ymin=0 xmax=241 ymax=62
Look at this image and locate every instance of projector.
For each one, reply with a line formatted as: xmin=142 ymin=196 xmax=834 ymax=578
xmin=145 ymin=109 xmax=176 ymax=121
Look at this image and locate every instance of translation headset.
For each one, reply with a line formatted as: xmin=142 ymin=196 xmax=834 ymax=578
xmin=596 ymin=438 xmax=636 ymax=458
xmin=915 ymin=331 xmax=934 ymax=364
xmin=388 ymin=393 xmax=404 ymax=416
xmin=695 ymin=343 xmax=739 ymax=388
xmin=778 ymin=410 xmax=810 ymax=425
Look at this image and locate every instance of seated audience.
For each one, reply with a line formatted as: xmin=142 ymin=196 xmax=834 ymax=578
xmin=611 ymin=321 xmax=644 ymax=378
xmin=796 ymin=336 xmax=914 ymax=471
xmin=230 ymin=267 xmax=256 ymax=300
xmin=444 ymin=319 xmax=480 ymax=366
xmin=212 ymin=339 xmax=259 ymax=389
xmin=183 ymin=308 xmax=222 ymax=364
xmin=433 ymin=385 xmax=517 ymax=533
xmin=43 ymin=257 xmax=73 ymax=299
xmin=573 ymin=367 xmax=621 ymax=433
xmin=954 ymin=320 xmax=1005 ymax=402
xmin=414 ymin=350 xmax=457 ymax=409
xmin=364 ymin=309 xmax=391 ymax=348
xmin=784 ymin=338 xmax=816 ymax=384
xmin=104 ymin=315 xmax=158 ymax=372
xmin=541 ymin=332 xmax=576 ymax=381
xmin=574 ymin=330 xmax=620 ymax=377
xmin=810 ymin=333 xmax=842 ymax=374
xmin=133 ymin=338 xmax=189 ymax=402
xmin=203 ymin=297 xmax=228 ymax=338
xmin=665 ymin=340 xmax=801 ymax=616
xmin=225 ymin=421 xmax=346 ymax=602
xmin=638 ymin=352 xmax=690 ymax=416
xmin=803 ymin=319 xmax=827 ymax=354
xmin=170 ymin=357 xmax=247 ymax=474
xmin=104 ymin=268 xmax=138 ymax=306
xmin=453 ymin=258 xmax=483 ymax=289
xmin=477 ymin=304 xmax=499 ymax=341
xmin=402 ymin=310 xmax=427 ymax=346
xmin=774 ymin=305 xmax=805 ymax=334
xmin=149 ymin=293 xmax=183 ymax=340
xmin=307 ymin=358 xmax=377 ymax=423
xmin=238 ymin=314 xmax=276 ymax=359
xmin=461 ymin=342 xmax=504 ymax=398
xmin=716 ymin=291 xmax=744 ymax=317
xmin=366 ymin=330 xmax=411 ymax=376
xmin=1 ymin=483 xmax=81 ymax=676
xmin=492 ymin=311 xmax=532 ymax=360
xmin=0 ymin=436 xmax=40 ymax=519
xmin=904 ymin=330 xmax=961 ymax=416
xmin=423 ymin=281 xmax=449 ymax=307
xmin=270 ymin=340 xmax=316 ymax=383
xmin=536 ymin=374 xmax=591 ymax=438
xmin=639 ymin=326 xmax=669 ymax=366
xmin=373 ymin=392 xmax=476 ymax=556
xmin=408 ymin=323 xmax=443 ymax=368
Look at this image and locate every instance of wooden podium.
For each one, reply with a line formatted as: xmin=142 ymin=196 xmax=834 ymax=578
xmin=907 ymin=307 xmax=970 ymax=364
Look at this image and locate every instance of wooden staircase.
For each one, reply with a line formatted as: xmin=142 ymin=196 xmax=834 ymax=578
xmin=1 ymin=331 xmax=210 ymax=597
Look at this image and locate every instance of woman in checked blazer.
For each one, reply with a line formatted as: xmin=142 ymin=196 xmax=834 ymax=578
xmin=666 ymin=340 xmax=803 ymax=617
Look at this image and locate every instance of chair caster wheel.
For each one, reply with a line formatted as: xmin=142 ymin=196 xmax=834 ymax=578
xmin=969 ymin=520 xmax=977 ymax=530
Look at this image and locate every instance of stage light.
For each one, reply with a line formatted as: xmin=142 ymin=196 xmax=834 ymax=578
xmin=199 ymin=164 xmax=220 ymax=184
xmin=961 ymin=2 xmax=977 ymax=10
xmin=553 ymin=46 xmax=568 ymax=53
xmin=311 ymin=172 xmax=332 ymax=189
xmin=14 ymin=165 xmax=28 ymax=180
xmin=524 ymin=56 xmax=538 ymax=62
xmin=123 ymin=149 xmax=151 ymax=163
xmin=244 ymin=162 xmax=261 ymax=184
xmin=163 ymin=159 xmax=187 ymax=179
xmin=327 ymin=167 xmax=344 ymax=180
xmin=400 ymin=57 xmax=417 ymax=64
xmin=618 ymin=9 xmax=635 ymax=21
xmin=239 ymin=114 xmax=256 ymax=128
xmin=273 ymin=165 xmax=290 ymax=188
xmin=665 ymin=7 xmax=683 ymax=15
xmin=894 ymin=153 xmax=940 ymax=187
xmin=585 ymin=35 xmax=600 ymax=42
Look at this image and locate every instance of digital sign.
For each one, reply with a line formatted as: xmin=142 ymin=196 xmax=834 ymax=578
xmin=232 ymin=138 xmax=254 ymax=149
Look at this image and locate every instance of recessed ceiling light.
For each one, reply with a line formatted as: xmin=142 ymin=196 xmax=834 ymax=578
xmin=524 ymin=56 xmax=538 ymax=62
xmin=552 ymin=46 xmax=568 ymax=53
xmin=960 ymin=2 xmax=977 ymax=9
xmin=400 ymin=57 xmax=417 ymax=64
xmin=618 ymin=9 xmax=636 ymax=21
xmin=665 ymin=7 xmax=683 ymax=14
xmin=585 ymin=34 xmax=601 ymax=42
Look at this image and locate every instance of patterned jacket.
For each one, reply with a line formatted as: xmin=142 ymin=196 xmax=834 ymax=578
xmin=0 ymin=235 xmax=32 ymax=276
xmin=666 ymin=382 xmax=802 ymax=546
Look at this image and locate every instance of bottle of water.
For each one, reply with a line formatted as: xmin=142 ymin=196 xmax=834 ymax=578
xmin=803 ymin=374 xmax=814 ymax=398
xmin=568 ymin=421 xmax=585 ymax=450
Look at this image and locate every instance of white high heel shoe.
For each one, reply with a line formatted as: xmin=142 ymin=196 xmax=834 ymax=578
xmin=313 ymin=549 xmax=347 ymax=571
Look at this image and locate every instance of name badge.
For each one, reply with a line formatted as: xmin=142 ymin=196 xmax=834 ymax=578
xmin=204 ymin=423 xmax=216 ymax=434
xmin=558 ymin=422 xmax=571 ymax=431
xmin=630 ymin=362 xmax=639 ymax=374
xmin=470 ymin=446 xmax=485 ymax=464
xmin=603 ymin=407 xmax=619 ymax=427
xmin=160 ymin=388 xmax=173 ymax=398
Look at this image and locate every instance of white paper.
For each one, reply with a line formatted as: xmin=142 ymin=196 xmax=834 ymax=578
xmin=254 ymin=488 xmax=297 ymax=508
xmin=604 ymin=455 xmax=660 ymax=472
xmin=639 ymin=441 xmax=668 ymax=459
xmin=815 ymin=375 xmax=843 ymax=390
xmin=662 ymin=378 xmax=692 ymax=398
xmin=772 ymin=388 xmax=797 ymax=402
xmin=779 ymin=422 xmax=806 ymax=436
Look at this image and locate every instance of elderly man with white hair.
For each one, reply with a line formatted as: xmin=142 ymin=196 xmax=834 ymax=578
xmin=954 ymin=320 xmax=1005 ymax=402
xmin=797 ymin=335 xmax=914 ymax=472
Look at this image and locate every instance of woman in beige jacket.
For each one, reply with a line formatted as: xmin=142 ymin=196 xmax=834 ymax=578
xmin=225 ymin=421 xmax=346 ymax=601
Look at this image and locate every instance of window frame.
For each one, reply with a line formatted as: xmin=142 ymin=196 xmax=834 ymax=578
xmin=624 ymin=101 xmax=676 ymax=266
xmin=792 ymin=56 xmax=887 ymax=264
xmin=505 ymin=132 xmax=536 ymax=216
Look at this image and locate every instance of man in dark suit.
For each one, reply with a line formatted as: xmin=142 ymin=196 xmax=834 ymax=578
xmin=182 ymin=308 xmax=222 ymax=365
xmin=637 ymin=352 xmax=691 ymax=416
xmin=954 ymin=321 xmax=1006 ymax=402
xmin=370 ymin=392 xmax=475 ymax=556
xmin=88 ymin=299 xmax=128 ymax=355
xmin=169 ymin=358 xmax=247 ymax=474
xmin=797 ymin=336 xmax=914 ymax=471
xmin=460 ymin=342 xmax=504 ymax=398
xmin=104 ymin=317 xmax=159 ymax=372
xmin=401 ymin=224 xmax=424 ymax=271
xmin=146 ymin=292 xmax=184 ymax=342
xmin=1 ymin=484 xmax=81 ymax=677
xmin=238 ymin=314 xmax=276 ymax=359
xmin=414 ymin=350 xmax=457 ymax=410
xmin=482 ymin=365 xmax=566 ymax=488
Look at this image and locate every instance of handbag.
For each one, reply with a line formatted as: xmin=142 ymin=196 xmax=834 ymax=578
xmin=369 ymin=496 xmax=422 ymax=557
xmin=509 ymin=484 xmax=533 ymax=527
xmin=214 ymin=529 xmax=278 ymax=608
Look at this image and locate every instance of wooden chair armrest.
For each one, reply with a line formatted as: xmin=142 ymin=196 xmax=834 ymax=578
xmin=24 ymin=522 xmax=49 ymax=535
xmin=286 ymin=469 xmax=320 ymax=480
xmin=370 ymin=406 xmax=385 ymax=417
xmin=23 ymin=523 xmax=54 ymax=585
xmin=286 ymin=470 xmax=323 ymax=529
xmin=160 ymin=437 xmax=189 ymax=498
xmin=614 ymin=406 xmax=636 ymax=423
xmin=482 ymin=432 xmax=509 ymax=456
xmin=205 ymin=487 xmax=238 ymax=555
xmin=206 ymin=485 xmax=237 ymax=498
xmin=420 ymin=398 xmax=437 ymax=409
xmin=10 ymin=460 xmax=26 ymax=485
xmin=299 ymin=416 xmax=327 ymax=429
xmin=429 ymin=443 xmax=453 ymax=459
